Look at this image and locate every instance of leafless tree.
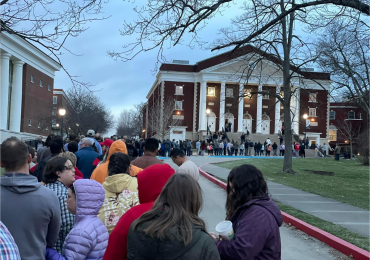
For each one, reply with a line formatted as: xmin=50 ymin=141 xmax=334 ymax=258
xmin=63 ymin=87 xmax=114 ymax=135
xmin=147 ymin=99 xmax=181 ymax=141
xmin=336 ymin=117 xmax=364 ymax=160
xmin=316 ymin=19 xmax=369 ymax=119
xmin=116 ymin=102 xmax=145 ymax=138
xmin=111 ymin=0 xmax=367 ymax=173
xmin=356 ymin=130 xmax=369 ymax=165
xmin=1 ymin=0 xmax=107 ymax=89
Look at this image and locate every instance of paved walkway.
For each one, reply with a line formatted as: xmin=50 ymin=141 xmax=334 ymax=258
xmin=198 ymin=160 xmax=370 ymax=238
xmin=199 ymin=174 xmax=348 ymax=259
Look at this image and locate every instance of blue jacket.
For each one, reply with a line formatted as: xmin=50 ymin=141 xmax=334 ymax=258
xmin=75 ymin=147 xmax=98 ymax=179
xmin=78 ymin=137 xmax=103 ymax=155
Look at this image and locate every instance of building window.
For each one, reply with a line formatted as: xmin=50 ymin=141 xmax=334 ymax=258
xmin=40 ymin=80 xmax=42 ymax=87
xmin=48 ymin=85 xmax=50 ymax=91
xmin=208 ymin=102 xmax=214 ymax=106
xmin=52 ymin=120 xmax=56 ymax=127
xmin=348 ymin=111 xmax=355 ymax=119
xmin=262 ymin=93 xmax=269 ymax=99
xmin=309 ymin=108 xmax=316 ymax=117
xmin=31 ymin=75 xmax=34 ymax=83
xmin=360 ymin=113 xmax=362 ymax=119
xmin=28 ymin=119 xmax=31 ymax=126
xmin=207 ymin=87 xmax=215 ymax=96
xmin=329 ymin=129 xmax=337 ymax=141
xmin=226 ymin=88 xmax=233 ymax=97
xmin=53 ymin=96 xmax=57 ymax=104
xmin=52 ymin=108 xmax=57 ymax=116
xmin=46 ymin=126 xmax=49 ymax=130
xmin=329 ymin=111 xmax=335 ymax=120
xmin=173 ymin=115 xmax=184 ymax=120
xmin=175 ymin=101 xmax=183 ymax=110
xmin=38 ymin=122 xmax=41 ymax=128
xmin=175 ymin=85 xmax=183 ymax=95
xmin=226 ymin=103 xmax=232 ymax=107
xmin=309 ymin=93 xmax=317 ymax=102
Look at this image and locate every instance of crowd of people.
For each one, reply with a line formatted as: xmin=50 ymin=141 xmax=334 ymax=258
xmin=0 ymin=131 xmax=283 ymax=260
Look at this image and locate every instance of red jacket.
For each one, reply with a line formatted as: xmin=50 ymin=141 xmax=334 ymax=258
xmin=74 ymin=167 xmax=84 ymax=180
xmin=294 ymin=143 xmax=300 ymax=151
xmin=103 ymin=164 xmax=175 ymax=260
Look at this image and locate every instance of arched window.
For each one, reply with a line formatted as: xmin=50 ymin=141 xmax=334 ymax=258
xmin=329 ymin=125 xmax=337 ymax=141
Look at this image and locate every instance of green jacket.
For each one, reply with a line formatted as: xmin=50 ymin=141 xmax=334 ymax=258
xmin=127 ymin=220 xmax=220 ymax=260
xmin=234 ymin=143 xmax=239 ymax=149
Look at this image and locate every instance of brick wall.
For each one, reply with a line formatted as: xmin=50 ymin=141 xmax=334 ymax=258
xmin=21 ymin=63 xmax=53 ymax=136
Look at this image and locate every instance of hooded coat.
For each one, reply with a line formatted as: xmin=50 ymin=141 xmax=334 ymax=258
xmin=90 ymin=140 xmax=143 ymax=184
xmin=45 ymin=179 xmax=109 ymax=260
xmin=103 ymin=164 xmax=175 ymax=260
xmin=1 ymin=173 xmax=61 ymax=259
xmin=98 ymin=174 xmax=139 ymax=234
xmin=217 ymin=194 xmax=283 ymax=260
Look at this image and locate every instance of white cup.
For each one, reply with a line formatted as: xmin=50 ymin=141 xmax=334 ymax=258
xmin=215 ymin=220 xmax=234 ymax=241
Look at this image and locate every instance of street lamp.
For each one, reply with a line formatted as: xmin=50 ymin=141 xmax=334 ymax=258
xmin=59 ymin=108 xmax=66 ymax=138
xmin=206 ymin=109 xmax=210 ymax=135
xmin=303 ymin=113 xmax=308 ymax=147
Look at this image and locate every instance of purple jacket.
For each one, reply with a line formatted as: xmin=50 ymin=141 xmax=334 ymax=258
xmin=218 ymin=194 xmax=283 ymax=260
xmin=46 ymin=179 xmax=109 ymax=260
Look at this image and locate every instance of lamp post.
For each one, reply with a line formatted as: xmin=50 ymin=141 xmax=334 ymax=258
xmin=303 ymin=113 xmax=308 ymax=147
xmin=59 ymin=108 xmax=66 ymax=138
xmin=206 ymin=109 xmax=210 ymax=135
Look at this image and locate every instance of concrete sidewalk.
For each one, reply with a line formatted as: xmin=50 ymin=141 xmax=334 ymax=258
xmin=199 ymin=163 xmax=370 ymax=237
xmin=199 ymin=175 xmax=348 ymax=259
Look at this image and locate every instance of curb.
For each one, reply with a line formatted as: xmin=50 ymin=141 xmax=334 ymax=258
xmin=198 ymin=165 xmax=370 ymax=260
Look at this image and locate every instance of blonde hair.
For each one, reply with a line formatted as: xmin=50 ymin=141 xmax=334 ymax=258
xmin=59 ymin=152 xmax=77 ymax=167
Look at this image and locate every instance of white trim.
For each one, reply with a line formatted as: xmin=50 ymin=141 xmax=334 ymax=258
xmin=1 ymin=32 xmax=61 ymax=78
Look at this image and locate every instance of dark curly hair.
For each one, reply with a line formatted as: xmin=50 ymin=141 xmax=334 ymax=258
xmin=225 ymin=164 xmax=268 ymax=220
xmin=108 ymin=152 xmax=131 ymax=176
xmin=43 ymin=157 xmax=68 ymax=184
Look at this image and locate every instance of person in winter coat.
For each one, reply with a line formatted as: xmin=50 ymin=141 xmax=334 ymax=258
xmin=90 ymin=140 xmax=142 ymax=184
xmin=103 ymin=164 xmax=175 ymax=260
xmin=239 ymin=142 xmax=245 ymax=156
xmin=196 ymin=140 xmax=201 ymax=155
xmin=214 ymin=140 xmax=219 ymax=156
xmin=187 ymin=140 xmax=192 ymax=156
xmin=127 ymin=174 xmax=220 ymax=260
xmin=98 ymin=153 xmax=139 ymax=234
xmin=45 ymin=179 xmax=109 ymax=260
xmin=44 ymin=157 xmax=76 ymax=253
xmin=201 ymin=141 xmax=207 ymax=156
xmin=233 ymin=142 xmax=239 ymax=156
xmin=213 ymin=164 xmax=282 ymax=259
xmin=183 ymin=140 xmax=188 ymax=154
xmin=280 ymin=144 xmax=285 ymax=156
xmin=75 ymin=138 xmax=99 ymax=179
xmin=294 ymin=142 xmax=300 ymax=157
xmin=272 ymin=142 xmax=278 ymax=156
xmin=163 ymin=139 xmax=172 ymax=157
xmin=131 ymin=138 xmax=164 ymax=169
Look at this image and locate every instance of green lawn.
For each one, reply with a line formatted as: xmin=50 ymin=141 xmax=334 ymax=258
xmin=217 ymin=158 xmax=369 ymax=210
xmin=276 ymin=201 xmax=369 ymax=251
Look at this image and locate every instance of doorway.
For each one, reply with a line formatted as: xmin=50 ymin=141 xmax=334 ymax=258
xmin=243 ymin=113 xmax=252 ymax=133
xmin=261 ymin=114 xmax=270 ymax=134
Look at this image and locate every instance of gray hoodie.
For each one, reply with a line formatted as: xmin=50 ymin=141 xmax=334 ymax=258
xmin=1 ymin=173 xmax=61 ymax=260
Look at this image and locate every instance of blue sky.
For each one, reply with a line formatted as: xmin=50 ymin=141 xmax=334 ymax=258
xmin=53 ymin=1 xmax=244 ymax=126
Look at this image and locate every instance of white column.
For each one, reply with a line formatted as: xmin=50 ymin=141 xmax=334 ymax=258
xmin=274 ymin=85 xmax=281 ymax=134
xmin=237 ymin=83 xmax=244 ymax=132
xmin=219 ymin=81 xmax=225 ymax=131
xmin=145 ymin=104 xmax=148 ymax=138
xmin=159 ymin=80 xmax=164 ymax=135
xmin=9 ymin=60 xmax=25 ymax=132
xmin=198 ymin=81 xmax=207 ymax=131
xmin=193 ymin=82 xmax=197 ymax=132
xmin=294 ymin=89 xmax=300 ymax=134
xmin=1 ymin=52 xmax=11 ymax=130
xmin=256 ymin=84 xmax=262 ymax=133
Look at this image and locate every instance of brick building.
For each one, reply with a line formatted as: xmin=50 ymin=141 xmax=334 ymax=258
xmin=1 ymin=32 xmax=61 ymax=142
xmin=51 ymin=89 xmax=69 ymax=136
xmin=142 ymin=45 xmax=332 ymax=147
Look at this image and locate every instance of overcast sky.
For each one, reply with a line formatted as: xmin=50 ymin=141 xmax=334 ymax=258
xmin=53 ymin=1 xmax=245 ymax=135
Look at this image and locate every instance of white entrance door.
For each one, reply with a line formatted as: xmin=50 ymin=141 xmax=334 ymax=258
xmin=261 ymin=120 xmax=270 ymax=134
xmin=208 ymin=116 xmax=216 ymax=133
xmin=243 ymin=119 xmax=252 ymax=132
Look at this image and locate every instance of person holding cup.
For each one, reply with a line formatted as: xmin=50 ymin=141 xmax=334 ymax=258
xmin=214 ymin=164 xmax=283 ymax=259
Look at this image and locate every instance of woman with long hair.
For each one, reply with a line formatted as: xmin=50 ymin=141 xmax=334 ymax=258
xmin=216 ymin=165 xmax=282 ymax=259
xmin=127 ymin=174 xmax=220 ymax=260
